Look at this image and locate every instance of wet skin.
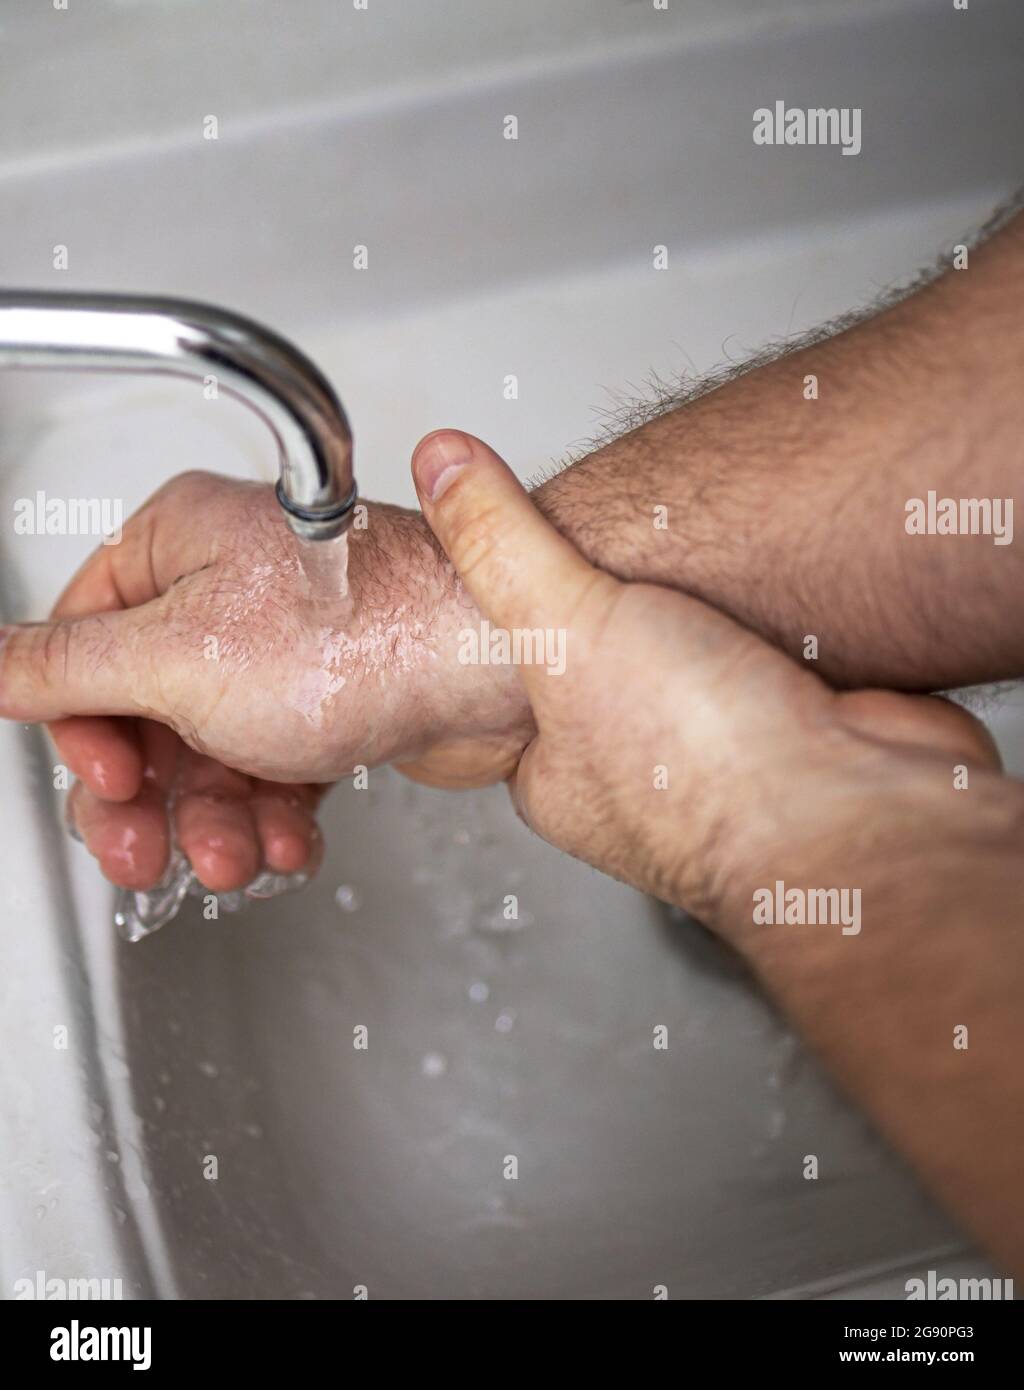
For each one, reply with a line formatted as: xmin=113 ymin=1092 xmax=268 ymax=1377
xmin=0 ymin=471 xmax=530 ymax=892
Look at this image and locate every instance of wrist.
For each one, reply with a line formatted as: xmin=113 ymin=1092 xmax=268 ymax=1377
xmin=350 ymin=504 xmax=533 ymax=778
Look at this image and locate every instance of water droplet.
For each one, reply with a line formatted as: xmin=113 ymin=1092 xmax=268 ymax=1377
xmin=334 ymin=884 xmax=360 ymax=912
xmin=421 ymin=1052 xmax=448 ymax=1079
xmin=197 ymin=1060 xmax=219 ymax=1079
xmin=113 ymin=847 xmax=194 ymax=942
xmin=468 ymin=980 xmax=490 ymax=1003
xmin=494 ymin=1010 xmax=516 ymax=1034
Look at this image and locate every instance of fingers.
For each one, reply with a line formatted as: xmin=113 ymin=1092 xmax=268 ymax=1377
xmin=40 ymin=472 xmax=226 ymax=797
xmin=250 ymin=784 xmax=323 ymax=876
xmin=173 ymin=796 xmax=260 ymax=892
xmin=67 ymin=727 xmax=324 ymax=893
xmin=44 ymin=516 xmax=158 ymax=800
xmin=411 ymin=430 xmax=616 ymax=702
xmin=68 ymin=778 xmax=172 ymax=890
xmin=51 ymin=470 xmax=220 ymax=616
xmin=170 ymin=752 xmax=321 ymax=892
xmin=67 ymin=722 xmax=179 ymax=890
xmin=0 ymin=605 xmax=168 ymax=722
xmin=65 ymin=727 xmax=258 ymax=894
xmin=72 ymin=784 xmax=323 ymax=894
xmin=48 ymin=716 xmax=145 ymax=802
xmin=170 ymin=751 xmax=263 ymax=892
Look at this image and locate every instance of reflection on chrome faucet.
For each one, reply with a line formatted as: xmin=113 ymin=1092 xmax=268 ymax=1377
xmin=0 ymin=290 xmax=358 ymax=541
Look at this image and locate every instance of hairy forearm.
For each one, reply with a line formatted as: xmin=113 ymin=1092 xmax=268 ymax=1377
xmin=532 ymin=207 xmax=1024 ymax=691
xmin=405 ymin=206 xmax=1024 ymax=778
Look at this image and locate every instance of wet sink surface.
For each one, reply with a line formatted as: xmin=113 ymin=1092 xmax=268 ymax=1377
xmin=114 ymin=774 xmax=958 ymax=1300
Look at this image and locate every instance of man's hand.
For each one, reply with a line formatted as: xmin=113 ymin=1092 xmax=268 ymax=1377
xmin=410 ymin=428 xmax=1005 ymax=928
xmin=0 ymin=471 xmax=528 ymax=890
xmin=411 ymin=426 xmax=1024 ymax=1277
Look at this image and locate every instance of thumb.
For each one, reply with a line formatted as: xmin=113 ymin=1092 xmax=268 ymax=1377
xmin=0 ymin=605 xmax=166 ymax=723
xmin=411 ymin=430 xmax=615 ymax=699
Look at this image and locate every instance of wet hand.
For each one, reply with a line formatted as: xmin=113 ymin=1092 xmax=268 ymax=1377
xmin=0 ymin=471 xmax=496 ymax=891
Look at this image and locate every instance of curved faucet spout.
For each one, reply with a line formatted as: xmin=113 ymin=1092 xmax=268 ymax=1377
xmin=0 ymin=291 xmax=357 ymax=541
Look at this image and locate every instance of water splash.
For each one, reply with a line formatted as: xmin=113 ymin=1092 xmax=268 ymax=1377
xmin=112 ymin=846 xmax=310 ymax=943
xmin=112 ymin=849 xmax=192 ymax=942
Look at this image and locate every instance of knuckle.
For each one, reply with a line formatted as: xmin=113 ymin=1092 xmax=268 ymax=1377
xmin=33 ymin=615 xmax=132 ymax=704
xmin=35 ymin=621 xmax=74 ymax=690
xmin=168 ymin=468 xmax=219 ymax=494
xmin=151 ymin=470 xmax=221 ymax=516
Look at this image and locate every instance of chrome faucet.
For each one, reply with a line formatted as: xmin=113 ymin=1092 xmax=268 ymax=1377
xmin=0 ymin=291 xmax=357 ymax=541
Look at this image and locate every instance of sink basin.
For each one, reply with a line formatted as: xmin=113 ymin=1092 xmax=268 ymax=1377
xmin=1 ymin=0 xmax=1022 ymax=1299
